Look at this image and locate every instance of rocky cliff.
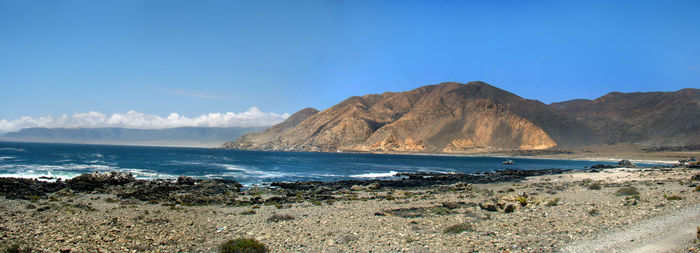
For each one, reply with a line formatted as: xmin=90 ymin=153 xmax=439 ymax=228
xmin=227 ymin=81 xmax=599 ymax=153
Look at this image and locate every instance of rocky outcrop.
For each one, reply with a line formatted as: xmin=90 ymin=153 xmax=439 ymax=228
xmin=228 ymin=81 xmax=597 ymax=153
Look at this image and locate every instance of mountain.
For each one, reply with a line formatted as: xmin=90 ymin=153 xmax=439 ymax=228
xmin=227 ymin=81 xmax=600 ymax=153
xmin=2 ymin=127 xmax=266 ymax=147
xmin=550 ymin=88 xmax=700 ymax=146
xmin=224 ymin=108 xmax=319 ymax=150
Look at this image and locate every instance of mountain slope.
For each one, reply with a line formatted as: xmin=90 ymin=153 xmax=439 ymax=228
xmin=551 ymin=88 xmax=700 ymax=145
xmin=228 ymin=81 xmax=599 ymax=153
xmin=223 ymin=108 xmax=319 ymax=149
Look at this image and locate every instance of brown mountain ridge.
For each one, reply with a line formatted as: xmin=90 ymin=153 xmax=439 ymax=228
xmin=225 ymin=81 xmax=699 ymax=153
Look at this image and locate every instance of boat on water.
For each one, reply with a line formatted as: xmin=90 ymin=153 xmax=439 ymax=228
xmin=501 ymin=159 xmax=515 ymax=165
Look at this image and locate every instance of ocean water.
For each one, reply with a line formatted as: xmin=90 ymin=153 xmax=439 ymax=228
xmin=0 ymin=141 xmax=662 ymax=186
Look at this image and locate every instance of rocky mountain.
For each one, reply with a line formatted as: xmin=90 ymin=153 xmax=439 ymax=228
xmin=227 ymin=81 xmax=600 ymax=153
xmin=551 ymin=88 xmax=700 ymax=146
xmin=2 ymin=127 xmax=265 ymax=147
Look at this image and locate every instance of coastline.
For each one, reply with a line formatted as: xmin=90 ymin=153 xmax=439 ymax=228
xmin=2 ymin=166 xmax=700 ymax=252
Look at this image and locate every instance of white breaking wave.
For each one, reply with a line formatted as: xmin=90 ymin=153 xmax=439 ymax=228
xmin=349 ymin=171 xmax=399 ymax=178
xmin=218 ymin=164 xmax=288 ymax=178
xmin=0 ymin=107 xmax=289 ymax=133
xmin=0 ymin=147 xmax=26 ymax=152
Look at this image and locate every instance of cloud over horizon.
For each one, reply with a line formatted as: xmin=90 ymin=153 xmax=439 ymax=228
xmin=0 ymin=107 xmax=289 ymax=133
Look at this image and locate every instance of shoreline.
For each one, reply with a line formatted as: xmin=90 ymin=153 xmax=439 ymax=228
xmin=2 ymin=166 xmax=700 ymax=252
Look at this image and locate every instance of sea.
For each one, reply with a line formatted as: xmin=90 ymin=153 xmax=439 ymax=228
xmin=0 ymin=141 xmax=665 ymax=186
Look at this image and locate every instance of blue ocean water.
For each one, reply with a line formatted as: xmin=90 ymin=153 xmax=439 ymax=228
xmin=0 ymin=141 xmax=663 ymax=185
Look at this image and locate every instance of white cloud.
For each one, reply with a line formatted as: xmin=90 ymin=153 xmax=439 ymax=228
xmin=0 ymin=107 xmax=289 ymax=133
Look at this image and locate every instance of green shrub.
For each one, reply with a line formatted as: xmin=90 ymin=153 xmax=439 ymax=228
xmin=663 ymin=194 xmax=683 ymax=200
xmin=517 ymin=196 xmax=527 ymax=206
xmin=430 ymin=206 xmax=451 ymax=215
xmin=615 ymin=187 xmax=640 ymax=196
xmin=587 ymin=183 xmax=602 ymax=190
xmin=267 ymin=213 xmax=294 ymax=222
xmin=219 ymin=238 xmax=267 ymax=253
xmin=545 ymin=198 xmax=560 ymax=207
xmin=443 ymin=223 xmax=474 ymax=234
xmin=1 ymin=242 xmax=32 ymax=253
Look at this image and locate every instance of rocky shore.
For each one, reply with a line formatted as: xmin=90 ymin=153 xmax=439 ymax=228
xmin=1 ymin=166 xmax=700 ymax=252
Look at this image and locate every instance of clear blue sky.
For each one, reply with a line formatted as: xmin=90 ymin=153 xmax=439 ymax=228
xmin=1 ymin=0 xmax=699 ymax=121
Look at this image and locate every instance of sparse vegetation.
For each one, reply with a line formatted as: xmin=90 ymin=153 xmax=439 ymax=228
xmin=240 ymin=210 xmax=256 ymax=215
xmin=545 ymin=198 xmax=560 ymax=207
xmin=588 ymin=209 xmax=599 ymax=216
xmin=663 ymin=194 xmax=683 ymax=200
xmin=219 ymin=238 xmax=268 ymax=253
xmin=443 ymin=223 xmax=474 ymax=234
xmin=587 ymin=183 xmax=602 ymax=190
xmin=517 ymin=196 xmax=528 ymax=206
xmin=0 ymin=242 xmax=33 ymax=253
xmin=267 ymin=213 xmax=294 ymax=222
xmin=616 ymin=187 xmax=640 ymax=196
xmin=430 ymin=206 xmax=451 ymax=215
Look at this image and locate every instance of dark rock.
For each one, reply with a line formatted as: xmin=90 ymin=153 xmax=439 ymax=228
xmin=504 ymin=204 xmax=515 ymax=213
xmin=618 ymin=159 xmax=636 ymax=168
xmin=67 ymin=171 xmax=135 ymax=191
xmin=176 ymin=176 xmax=196 ymax=185
xmin=271 ymin=169 xmax=565 ymax=191
xmin=0 ymin=177 xmax=65 ymax=199
xmin=479 ymin=203 xmax=498 ymax=212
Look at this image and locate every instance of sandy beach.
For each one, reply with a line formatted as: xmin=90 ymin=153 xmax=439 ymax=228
xmin=1 ymin=163 xmax=699 ymax=252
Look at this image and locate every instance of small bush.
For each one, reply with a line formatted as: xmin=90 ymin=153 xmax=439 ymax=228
xmin=267 ymin=213 xmax=294 ymax=222
xmin=616 ymin=187 xmax=640 ymax=196
xmin=517 ymin=196 xmax=528 ymax=206
xmin=697 ymin=226 xmax=700 ymax=240
xmin=431 ymin=206 xmax=452 ymax=215
xmin=240 ymin=210 xmax=256 ymax=215
xmin=663 ymin=194 xmax=683 ymax=200
xmin=1 ymin=242 xmax=32 ymax=253
xmin=219 ymin=238 xmax=267 ymax=253
xmin=443 ymin=223 xmax=474 ymax=234
xmin=587 ymin=183 xmax=602 ymax=190
xmin=588 ymin=209 xmax=599 ymax=216
xmin=545 ymin=198 xmax=560 ymax=207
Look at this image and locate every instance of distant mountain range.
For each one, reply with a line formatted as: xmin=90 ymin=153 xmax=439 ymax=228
xmin=1 ymin=127 xmax=265 ymax=147
xmin=226 ymin=81 xmax=699 ymax=153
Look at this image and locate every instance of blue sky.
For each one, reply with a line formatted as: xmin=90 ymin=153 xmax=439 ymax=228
xmin=1 ymin=0 xmax=699 ymax=131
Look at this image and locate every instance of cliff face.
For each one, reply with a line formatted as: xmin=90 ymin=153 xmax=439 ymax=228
xmin=228 ymin=82 xmax=597 ymax=153
xmin=551 ymin=88 xmax=700 ymax=146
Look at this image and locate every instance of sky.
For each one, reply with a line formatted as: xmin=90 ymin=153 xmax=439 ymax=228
xmin=1 ymin=0 xmax=699 ymax=133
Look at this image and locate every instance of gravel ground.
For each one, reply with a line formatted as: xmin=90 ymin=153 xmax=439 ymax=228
xmin=1 ymin=167 xmax=699 ymax=252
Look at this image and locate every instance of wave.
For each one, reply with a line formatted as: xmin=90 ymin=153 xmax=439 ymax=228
xmin=117 ymin=168 xmax=178 ymax=180
xmin=0 ymin=156 xmax=15 ymax=160
xmin=217 ymin=164 xmax=289 ymax=179
xmin=0 ymin=147 xmax=25 ymax=152
xmin=0 ymin=171 xmax=81 ymax=182
xmin=349 ymin=171 xmax=399 ymax=178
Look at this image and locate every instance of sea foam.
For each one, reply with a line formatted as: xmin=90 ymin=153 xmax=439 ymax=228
xmin=349 ymin=171 xmax=399 ymax=178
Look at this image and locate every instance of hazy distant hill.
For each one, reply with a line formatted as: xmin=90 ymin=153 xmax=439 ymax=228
xmin=550 ymin=88 xmax=700 ymax=146
xmin=2 ymin=127 xmax=266 ymax=147
xmin=227 ymin=81 xmax=599 ymax=153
